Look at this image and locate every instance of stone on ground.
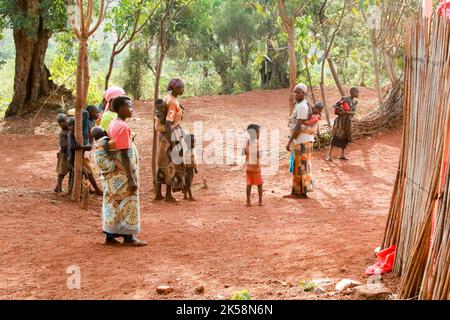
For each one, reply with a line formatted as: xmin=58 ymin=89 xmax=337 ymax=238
xmin=156 ymin=285 xmax=174 ymax=294
xmin=335 ymin=279 xmax=362 ymax=292
xmin=195 ymin=285 xmax=205 ymax=294
xmin=354 ymin=284 xmax=391 ymax=300
xmin=311 ymin=279 xmax=335 ymax=291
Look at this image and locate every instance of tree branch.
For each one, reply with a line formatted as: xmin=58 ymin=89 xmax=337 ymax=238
xmin=88 ymin=0 xmax=105 ymax=37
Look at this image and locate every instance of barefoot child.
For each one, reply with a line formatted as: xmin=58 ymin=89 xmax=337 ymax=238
xmin=55 ymin=113 xmax=69 ymax=192
xmin=183 ymin=134 xmax=198 ymax=201
xmin=243 ymin=124 xmax=263 ymax=206
xmin=325 ymin=87 xmax=359 ymax=161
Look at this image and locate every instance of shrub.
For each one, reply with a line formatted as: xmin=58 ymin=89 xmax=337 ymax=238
xmin=231 ymin=290 xmax=252 ymax=300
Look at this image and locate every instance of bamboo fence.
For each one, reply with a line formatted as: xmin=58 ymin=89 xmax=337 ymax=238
xmin=381 ymin=13 xmax=450 ymax=300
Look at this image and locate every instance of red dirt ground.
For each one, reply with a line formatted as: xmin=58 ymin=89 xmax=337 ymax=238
xmin=0 ymin=87 xmax=401 ymax=299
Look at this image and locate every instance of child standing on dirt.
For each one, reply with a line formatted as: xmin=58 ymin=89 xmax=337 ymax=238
xmin=325 ymin=87 xmax=360 ymax=162
xmin=243 ymin=124 xmax=263 ymax=206
xmin=183 ymin=134 xmax=198 ymax=201
xmin=55 ymin=113 xmax=70 ymax=193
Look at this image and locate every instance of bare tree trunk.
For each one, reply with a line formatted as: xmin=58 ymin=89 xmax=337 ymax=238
xmin=327 ymin=57 xmax=345 ymax=97
xmin=287 ymin=29 xmax=297 ymax=115
xmin=82 ymin=45 xmax=90 ymax=106
xmin=304 ymin=55 xmax=316 ymax=105
xmin=72 ymin=39 xmax=88 ymax=202
xmin=5 ymin=17 xmax=52 ymax=117
xmin=104 ymin=50 xmax=116 ymax=90
xmin=277 ymin=0 xmax=298 ymax=115
xmin=371 ymin=42 xmax=383 ymax=104
xmin=320 ymin=59 xmax=332 ymax=127
xmin=151 ymin=47 xmax=166 ymax=185
xmin=382 ymin=49 xmax=399 ymax=85
xmin=69 ymin=0 xmax=105 ymax=204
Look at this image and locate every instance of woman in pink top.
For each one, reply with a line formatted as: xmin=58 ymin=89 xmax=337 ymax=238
xmin=101 ymin=96 xmax=146 ymax=246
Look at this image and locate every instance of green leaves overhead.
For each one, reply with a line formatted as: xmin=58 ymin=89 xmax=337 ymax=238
xmin=104 ymin=0 xmax=159 ymax=35
xmin=0 ymin=0 xmax=67 ymax=37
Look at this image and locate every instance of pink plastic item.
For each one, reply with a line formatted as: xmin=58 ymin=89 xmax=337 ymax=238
xmin=365 ymin=245 xmax=396 ymax=276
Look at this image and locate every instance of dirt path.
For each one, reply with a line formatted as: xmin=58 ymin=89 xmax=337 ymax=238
xmin=0 ymin=88 xmax=401 ymax=299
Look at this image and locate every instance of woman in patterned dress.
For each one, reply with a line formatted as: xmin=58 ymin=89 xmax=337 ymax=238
xmin=96 ymin=95 xmax=146 ymax=246
xmin=154 ymin=78 xmax=186 ymax=202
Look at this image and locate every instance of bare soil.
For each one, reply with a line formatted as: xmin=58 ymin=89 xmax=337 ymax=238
xmin=0 ymin=87 xmax=401 ymax=299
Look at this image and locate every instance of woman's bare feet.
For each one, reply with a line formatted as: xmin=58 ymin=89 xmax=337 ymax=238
xmin=283 ymin=193 xmax=307 ymax=199
xmin=123 ymin=238 xmax=147 ymax=247
xmin=165 ymin=196 xmax=178 ymax=203
xmin=103 ymin=238 xmax=121 ymax=245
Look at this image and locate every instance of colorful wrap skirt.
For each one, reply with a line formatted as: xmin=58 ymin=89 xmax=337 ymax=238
xmin=331 ymin=113 xmax=353 ymax=148
xmin=156 ymin=132 xmax=186 ymax=192
xmin=292 ymin=142 xmax=314 ymax=195
xmin=94 ymin=143 xmax=141 ymax=235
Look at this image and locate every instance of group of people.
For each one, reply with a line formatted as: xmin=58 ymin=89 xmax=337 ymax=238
xmin=54 ymin=78 xmax=359 ymax=246
xmin=54 ymin=79 xmax=198 ymax=246
xmin=280 ymin=83 xmax=360 ymax=200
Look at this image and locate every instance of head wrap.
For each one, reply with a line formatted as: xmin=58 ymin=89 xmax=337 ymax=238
xmin=103 ymin=87 xmax=126 ymax=112
xmin=167 ymin=78 xmax=185 ymax=92
xmin=294 ymin=83 xmax=308 ymax=94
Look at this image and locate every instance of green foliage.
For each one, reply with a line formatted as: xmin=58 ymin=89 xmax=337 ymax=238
xmin=87 ymin=74 xmax=105 ymax=106
xmin=0 ymin=58 xmax=14 ymax=117
xmin=231 ymin=290 xmax=252 ymax=300
xmin=47 ymin=32 xmax=101 ymax=91
xmin=49 ymin=54 xmax=77 ymax=88
xmin=122 ymin=43 xmax=148 ymax=100
xmin=212 ymin=0 xmax=264 ymax=91
xmin=104 ymin=0 xmax=159 ymax=42
xmin=0 ymin=0 xmax=67 ymax=36
xmin=0 ymin=0 xmax=416 ymax=114
xmin=299 ymin=280 xmax=317 ymax=292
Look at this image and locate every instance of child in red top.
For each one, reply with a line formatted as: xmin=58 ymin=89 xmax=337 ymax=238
xmin=243 ymin=124 xmax=263 ymax=206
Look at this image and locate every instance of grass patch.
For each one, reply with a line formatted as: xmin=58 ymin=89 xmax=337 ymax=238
xmin=299 ymin=280 xmax=317 ymax=292
xmin=230 ymin=290 xmax=252 ymax=300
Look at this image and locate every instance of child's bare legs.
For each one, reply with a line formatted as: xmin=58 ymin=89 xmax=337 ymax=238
xmin=165 ymin=185 xmax=177 ymax=202
xmin=258 ymin=184 xmax=263 ymax=206
xmin=184 ymin=178 xmax=190 ymax=200
xmin=155 ymin=183 xmax=164 ymax=200
xmin=325 ymin=145 xmax=333 ymax=161
xmin=183 ymin=178 xmax=196 ymax=201
xmin=246 ymin=185 xmax=252 ymax=206
xmin=55 ymin=174 xmax=66 ymax=192
xmin=339 ymin=148 xmax=348 ymax=160
xmin=187 ymin=187 xmax=196 ymax=201
xmin=87 ymin=173 xmax=103 ymax=196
